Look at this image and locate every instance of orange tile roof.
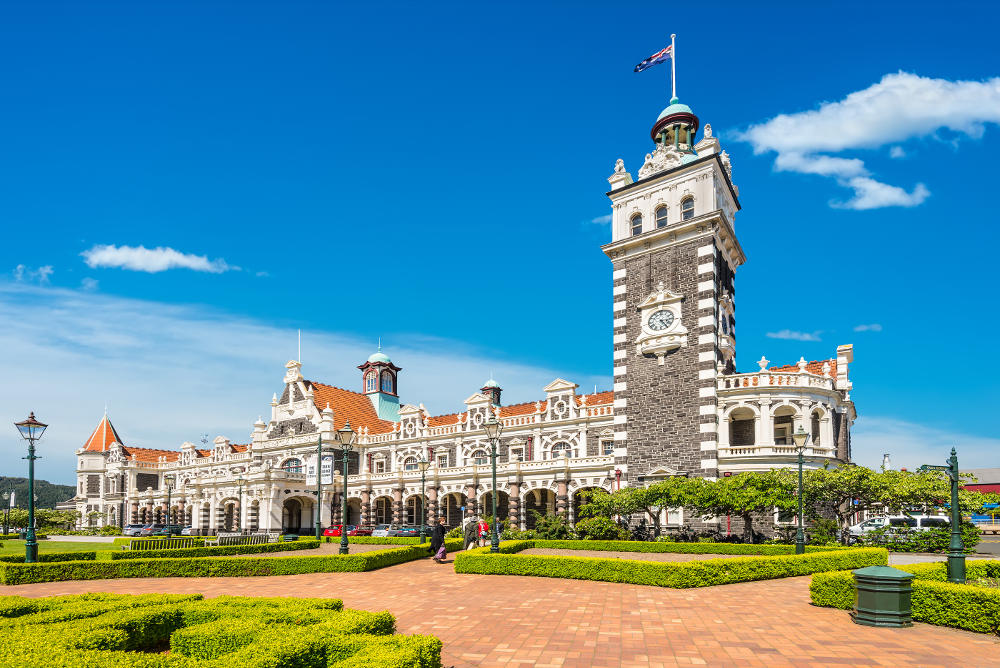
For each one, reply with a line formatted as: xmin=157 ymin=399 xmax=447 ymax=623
xmin=82 ymin=414 xmax=125 ymax=452
xmin=499 ymin=400 xmax=540 ymax=417
xmin=769 ymin=359 xmax=838 ymax=378
xmin=196 ymin=449 xmax=212 ymax=458
xmin=579 ymin=391 xmax=614 ymax=406
xmin=232 ymin=444 xmax=250 ymax=453
xmin=122 ymin=446 xmax=180 ymax=463
xmin=427 ymin=413 xmax=460 ymax=427
xmin=307 ymin=381 xmax=395 ymax=435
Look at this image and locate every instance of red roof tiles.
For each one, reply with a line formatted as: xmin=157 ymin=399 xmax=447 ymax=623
xmin=768 ymin=359 xmax=838 ymax=378
xmin=307 ymin=381 xmax=395 ymax=435
xmin=82 ymin=415 xmax=125 ymax=452
xmin=122 ymin=446 xmax=180 ymax=463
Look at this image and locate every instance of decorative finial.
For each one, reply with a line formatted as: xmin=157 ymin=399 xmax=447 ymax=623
xmin=797 ymin=357 xmax=808 ymax=372
xmin=757 ymin=355 xmax=769 ymax=371
xmin=703 ymin=123 xmax=712 ymax=139
xmin=377 ymin=337 xmax=381 ymax=352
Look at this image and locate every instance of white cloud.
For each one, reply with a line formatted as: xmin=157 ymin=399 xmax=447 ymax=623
xmin=13 ymin=264 xmax=54 ymax=284
xmin=889 ymin=146 xmax=906 ymax=159
xmin=765 ymin=329 xmax=822 ymax=342
xmin=852 ymin=416 xmax=1000 ymax=471
xmin=0 ymin=283 xmax=608 ymax=484
xmin=738 ymin=72 xmax=1000 ymax=209
xmin=853 ymin=323 xmax=883 ymax=332
xmin=589 ymin=214 xmax=612 ymax=225
xmin=81 ymin=244 xmax=235 ymax=274
xmin=80 ymin=278 xmax=99 ymax=291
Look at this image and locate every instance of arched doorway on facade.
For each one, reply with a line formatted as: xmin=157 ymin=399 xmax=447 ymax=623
xmin=478 ymin=490 xmax=509 ymax=523
xmin=282 ymin=497 xmax=312 ymax=534
xmin=572 ymin=487 xmax=604 ymax=526
xmin=373 ymin=496 xmax=392 ymax=525
xmin=345 ymin=498 xmax=362 ymax=526
xmin=440 ymin=492 xmax=467 ymax=527
xmin=219 ymin=499 xmax=240 ymax=532
xmin=523 ymin=488 xmax=556 ymax=529
xmin=250 ymin=500 xmax=260 ymax=531
xmin=405 ymin=495 xmax=425 ymax=526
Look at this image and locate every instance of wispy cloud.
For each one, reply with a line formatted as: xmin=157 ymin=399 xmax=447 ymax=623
xmin=853 ymin=416 xmax=1000 ymax=471
xmin=13 ymin=264 xmax=54 ymax=285
xmin=738 ymin=72 xmax=1000 ymax=209
xmin=589 ymin=214 xmax=612 ymax=225
xmin=81 ymin=244 xmax=236 ymax=274
xmin=853 ymin=323 xmax=883 ymax=332
xmin=766 ymin=329 xmax=822 ymax=342
xmin=0 ymin=283 xmax=608 ymax=483
xmin=889 ymin=146 xmax=906 ymax=159
xmin=80 ymin=278 xmax=99 ymax=291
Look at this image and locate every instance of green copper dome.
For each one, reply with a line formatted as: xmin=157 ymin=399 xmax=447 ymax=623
xmin=657 ymin=97 xmax=694 ymax=121
xmin=482 ymin=378 xmax=500 ymax=388
xmin=368 ymin=351 xmax=391 ymax=364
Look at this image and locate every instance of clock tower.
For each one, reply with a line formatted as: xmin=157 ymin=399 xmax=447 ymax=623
xmin=603 ymin=97 xmax=744 ymax=487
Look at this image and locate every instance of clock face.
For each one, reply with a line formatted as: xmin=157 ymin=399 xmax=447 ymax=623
xmin=647 ymin=309 xmax=674 ymax=331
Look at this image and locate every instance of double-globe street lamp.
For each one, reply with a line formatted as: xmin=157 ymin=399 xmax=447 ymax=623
xmin=163 ymin=473 xmax=176 ymax=527
xmin=14 ymin=413 xmax=47 ymax=563
xmin=792 ymin=425 xmax=809 ymax=555
xmin=482 ymin=413 xmax=504 ymax=553
xmin=337 ymin=421 xmax=357 ymax=555
xmin=417 ymin=455 xmax=430 ymax=542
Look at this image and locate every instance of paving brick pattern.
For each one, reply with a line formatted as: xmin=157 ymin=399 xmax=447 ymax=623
xmin=3 ymin=557 xmax=996 ymax=667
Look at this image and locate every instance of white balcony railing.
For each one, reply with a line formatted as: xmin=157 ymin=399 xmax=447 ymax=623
xmin=718 ymin=444 xmax=837 ymax=458
xmin=718 ymin=371 xmax=834 ymax=392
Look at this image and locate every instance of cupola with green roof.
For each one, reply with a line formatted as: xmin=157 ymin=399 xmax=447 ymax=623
xmin=357 ymin=343 xmax=402 ymax=421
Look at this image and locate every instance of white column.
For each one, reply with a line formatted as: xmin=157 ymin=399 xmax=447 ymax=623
xmin=758 ymin=400 xmax=772 ymax=446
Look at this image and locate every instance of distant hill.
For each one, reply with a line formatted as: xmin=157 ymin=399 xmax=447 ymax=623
xmin=0 ymin=476 xmax=75 ymax=509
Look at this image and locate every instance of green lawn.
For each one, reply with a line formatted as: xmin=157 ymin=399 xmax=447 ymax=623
xmin=1 ymin=540 xmax=118 ymax=559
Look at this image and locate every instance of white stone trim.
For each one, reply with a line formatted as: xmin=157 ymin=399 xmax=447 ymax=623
xmin=613 ymin=300 xmax=627 ymax=312
xmin=698 ymin=386 xmax=716 ymax=398
xmin=700 ymin=422 xmax=717 ymax=433
xmin=697 ymin=245 xmax=715 ymax=257
xmin=613 ymin=333 xmax=626 ymax=344
xmin=698 ymin=351 xmax=716 ymax=362
xmin=697 ymin=315 xmax=714 ymax=327
xmin=700 ymin=441 xmax=717 ymax=451
xmin=613 ymin=349 xmax=627 ymax=360
xmin=614 ymin=431 xmax=628 ymax=441
xmin=613 ymin=284 xmax=627 ymax=296
xmin=613 ymin=365 xmax=626 ymax=376
xmin=697 ymin=280 xmax=715 ymax=293
xmin=700 ymin=459 xmax=718 ymax=469
xmin=612 ymin=268 xmax=627 ymax=280
xmin=697 ymin=333 xmax=716 ymax=345
xmin=613 ymin=415 xmax=627 ymax=424
xmin=698 ymin=368 xmax=715 ymax=380
xmin=613 ymin=381 xmax=627 ymax=392
xmin=697 ymin=262 xmax=715 ymax=275
xmin=613 ymin=317 xmax=627 ymax=328
xmin=613 ymin=398 xmax=627 ymax=408
xmin=699 ymin=404 xmax=716 ymax=415
xmin=697 ymin=298 xmax=714 ymax=309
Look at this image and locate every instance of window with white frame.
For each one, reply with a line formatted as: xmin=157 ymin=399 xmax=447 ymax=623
xmin=436 ymin=454 xmax=448 ymax=469
xmin=550 ymin=442 xmax=572 ymax=459
xmin=365 ymin=372 xmax=377 ymax=393
xmin=373 ymin=457 xmax=386 ymax=473
xmin=681 ymin=197 xmax=694 ymax=220
xmin=630 ymin=213 xmax=643 ymax=236
xmin=602 ymin=440 xmax=614 ymax=455
xmin=380 ymin=370 xmax=393 ymax=394
xmin=655 ymin=205 xmax=668 ymax=228
xmin=403 ymin=456 xmax=418 ymax=471
xmin=509 ymin=447 xmax=523 ymax=462
xmin=280 ymin=458 xmax=303 ymax=474
xmin=471 ymin=449 xmax=488 ymax=465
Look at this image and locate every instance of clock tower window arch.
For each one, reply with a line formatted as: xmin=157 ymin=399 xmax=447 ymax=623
xmin=681 ymin=196 xmax=694 ymax=220
xmin=630 ymin=213 xmax=643 ymax=236
xmin=380 ymin=370 xmax=393 ymax=394
xmin=655 ymin=205 xmax=668 ymax=228
xmin=365 ymin=371 xmax=377 ymax=393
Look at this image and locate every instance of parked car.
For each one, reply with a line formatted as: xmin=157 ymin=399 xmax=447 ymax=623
xmin=849 ymin=515 xmax=950 ymax=544
xmin=371 ymin=523 xmax=395 ymax=537
xmin=394 ymin=526 xmax=419 ymax=538
xmin=180 ymin=526 xmax=196 ymax=536
xmin=351 ymin=526 xmax=374 ymax=536
xmin=152 ymin=525 xmax=184 ymax=537
xmin=323 ymin=525 xmax=374 ymax=537
xmin=138 ymin=523 xmax=166 ymax=537
xmin=122 ymin=523 xmax=146 ymax=537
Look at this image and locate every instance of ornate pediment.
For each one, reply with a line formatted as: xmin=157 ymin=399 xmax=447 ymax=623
xmin=638 ymin=144 xmax=684 ymax=180
xmin=543 ymin=378 xmax=579 ymax=394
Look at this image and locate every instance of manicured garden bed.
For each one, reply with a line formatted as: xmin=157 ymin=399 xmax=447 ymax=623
xmin=0 ymin=592 xmax=442 ymax=666
xmin=810 ymin=559 xmax=1000 ymax=635
xmin=453 ymin=540 xmax=886 ymax=588
xmin=109 ymin=539 xmax=322 ymax=560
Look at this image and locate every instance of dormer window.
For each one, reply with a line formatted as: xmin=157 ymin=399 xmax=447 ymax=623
xmin=380 ymin=371 xmax=394 ymax=394
xmin=365 ymin=372 xmax=377 ymax=393
xmin=630 ymin=214 xmax=643 ymax=236
xmin=655 ymin=206 xmax=668 ymax=228
xmin=681 ymin=197 xmax=694 ymax=220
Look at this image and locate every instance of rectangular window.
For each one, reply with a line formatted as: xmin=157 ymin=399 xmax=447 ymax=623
xmin=509 ymin=447 xmax=523 ymax=462
xmin=602 ymin=440 xmax=614 ymax=455
xmin=374 ymin=460 xmax=386 ymax=473
xmin=437 ymin=454 xmax=448 ymax=469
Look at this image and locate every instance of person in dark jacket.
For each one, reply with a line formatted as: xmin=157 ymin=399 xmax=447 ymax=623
xmin=430 ymin=517 xmax=448 ymax=563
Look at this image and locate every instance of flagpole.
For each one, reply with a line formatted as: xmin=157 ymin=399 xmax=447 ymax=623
xmin=670 ymin=33 xmax=676 ymax=100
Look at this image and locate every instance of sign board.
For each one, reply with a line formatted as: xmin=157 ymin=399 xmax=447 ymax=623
xmin=305 ymin=454 xmax=335 ymax=486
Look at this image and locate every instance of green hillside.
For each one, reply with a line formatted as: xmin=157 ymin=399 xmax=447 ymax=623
xmin=0 ymin=476 xmax=75 ymax=509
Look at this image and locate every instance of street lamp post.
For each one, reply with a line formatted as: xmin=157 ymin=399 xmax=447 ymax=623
xmin=337 ymin=421 xmax=356 ymax=555
xmin=482 ymin=413 xmax=504 ymax=553
xmin=792 ymin=425 xmax=809 ymax=555
xmin=2 ymin=491 xmax=9 ymax=536
xmin=14 ymin=413 xmax=47 ymax=563
xmin=315 ymin=435 xmax=324 ymax=540
xmin=236 ymin=475 xmax=246 ymax=533
xmin=919 ymin=448 xmax=965 ymax=583
xmin=163 ymin=474 xmax=175 ymax=527
xmin=417 ymin=455 xmax=430 ymax=542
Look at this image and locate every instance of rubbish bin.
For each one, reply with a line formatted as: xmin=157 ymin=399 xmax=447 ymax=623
xmin=851 ymin=565 xmax=913 ymax=627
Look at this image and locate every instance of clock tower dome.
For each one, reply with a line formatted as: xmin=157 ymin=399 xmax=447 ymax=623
xmin=603 ymin=97 xmax=744 ymax=488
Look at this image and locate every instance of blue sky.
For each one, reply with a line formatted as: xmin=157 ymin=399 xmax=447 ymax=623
xmin=1 ymin=1 xmax=998 ymax=483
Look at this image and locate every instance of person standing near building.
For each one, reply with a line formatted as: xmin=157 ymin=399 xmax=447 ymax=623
xmin=430 ymin=516 xmax=447 ymax=563
xmin=476 ymin=516 xmax=490 ymax=548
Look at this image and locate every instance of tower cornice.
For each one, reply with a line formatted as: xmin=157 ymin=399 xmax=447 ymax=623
xmin=606 ymin=153 xmax=740 ymax=211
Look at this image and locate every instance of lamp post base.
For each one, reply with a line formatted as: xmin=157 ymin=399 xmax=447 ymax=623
xmin=947 ymin=552 xmax=966 ymax=584
xmin=25 ymin=537 xmax=38 ymax=563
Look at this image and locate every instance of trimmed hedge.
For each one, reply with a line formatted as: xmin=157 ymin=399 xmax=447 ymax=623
xmin=454 ymin=540 xmax=885 ymax=588
xmin=112 ymin=536 xmax=208 ymax=546
xmin=810 ymin=559 xmax=1000 ymax=634
xmin=0 ymin=543 xmax=440 ymax=585
xmin=110 ymin=539 xmax=321 ymax=560
xmin=526 ymin=539 xmax=853 ymax=555
xmin=0 ymin=551 xmax=96 ymax=564
xmin=0 ymin=593 xmax=442 ymax=667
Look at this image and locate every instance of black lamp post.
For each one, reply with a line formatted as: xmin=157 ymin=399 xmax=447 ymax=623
xmin=792 ymin=425 xmax=809 ymax=555
xmin=482 ymin=413 xmax=504 ymax=553
xmin=337 ymin=421 xmax=356 ymax=555
xmin=236 ymin=475 xmax=246 ymax=533
xmin=2 ymin=491 xmax=10 ymax=536
xmin=163 ymin=473 xmax=175 ymax=527
xmin=15 ymin=412 xmax=47 ymax=563
xmin=417 ymin=455 xmax=430 ymax=542
xmin=919 ymin=448 xmax=965 ymax=583
xmin=315 ymin=435 xmax=325 ymax=540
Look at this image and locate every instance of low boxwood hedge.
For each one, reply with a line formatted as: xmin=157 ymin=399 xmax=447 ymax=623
xmin=0 ymin=541 xmax=447 ymax=584
xmin=0 ymin=593 xmax=442 ymax=667
xmin=454 ymin=540 xmax=886 ymax=588
xmin=0 ymin=551 xmax=96 ymax=564
xmin=110 ymin=539 xmax=321 ymax=560
xmin=810 ymin=559 xmax=1000 ymax=635
xmin=526 ymin=539 xmax=853 ymax=555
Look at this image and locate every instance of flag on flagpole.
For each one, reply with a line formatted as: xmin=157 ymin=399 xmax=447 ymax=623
xmin=634 ymin=45 xmax=672 ymax=73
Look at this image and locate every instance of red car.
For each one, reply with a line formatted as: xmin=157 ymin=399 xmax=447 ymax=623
xmin=322 ymin=525 xmax=373 ymax=537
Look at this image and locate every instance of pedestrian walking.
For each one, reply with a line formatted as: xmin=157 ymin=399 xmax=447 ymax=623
xmin=430 ymin=516 xmax=448 ymax=563
xmin=476 ymin=516 xmax=490 ymax=548
xmin=462 ymin=516 xmax=478 ymax=550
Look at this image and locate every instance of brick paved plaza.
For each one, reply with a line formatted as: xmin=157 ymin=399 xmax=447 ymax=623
xmin=3 ymin=555 xmax=996 ymax=667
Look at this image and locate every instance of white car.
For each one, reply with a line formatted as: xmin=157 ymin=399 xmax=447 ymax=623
xmin=849 ymin=515 xmax=950 ymax=543
xmin=371 ymin=523 xmax=395 ymax=537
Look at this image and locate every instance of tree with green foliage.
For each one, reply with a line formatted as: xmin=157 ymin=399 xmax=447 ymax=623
xmin=580 ymin=476 xmax=702 ymax=537
xmin=574 ymin=516 xmax=629 ymax=540
xmin=691 ymin=470 xmax=796 ymax=543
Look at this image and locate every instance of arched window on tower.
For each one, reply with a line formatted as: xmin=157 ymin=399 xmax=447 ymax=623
xmin=281 ymin=458 xmax=303 ymax=474
xmin=365 ymin=371 xmax=377 ymax=393
xmin=630 ymin=213 xmax=643 ymax=236
xmin=681 ymin=197 xmax=694 ymax=220
xmin=655 ymin=205 xmax=668 ymax=228
xmin=380 ymin=370 xmax=394 ymax=394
